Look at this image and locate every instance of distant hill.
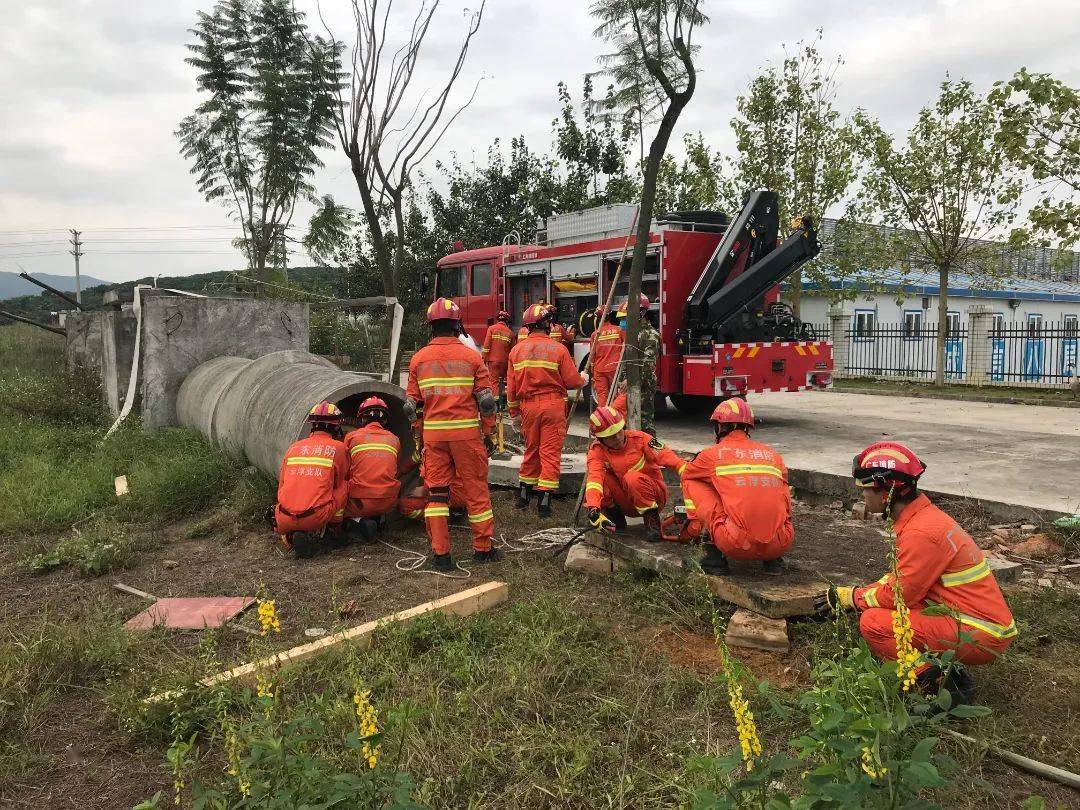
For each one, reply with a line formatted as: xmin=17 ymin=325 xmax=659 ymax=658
xmin=0 ymin=271 xmax=108 ymax=300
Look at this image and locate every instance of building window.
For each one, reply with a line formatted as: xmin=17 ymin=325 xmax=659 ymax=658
xmin=1027 ymin=313 xmax=1043 ymax=336
xmin=902 ymin=310 xmax=923 ymax=339
xmin=437 ymin=266 xmax=466 ymax=298
xmin=946 ymin=311 xmax=961 ymax=337
xmin=854 ymin=310 xmax=875 ymax=340
xmin=991 ymin=312 xmax=1005 ymax=336
xmin=470 ymin=263 xmax=492 ymax=296
xmin=1064 ymin=314 xmax=1078 ymax=336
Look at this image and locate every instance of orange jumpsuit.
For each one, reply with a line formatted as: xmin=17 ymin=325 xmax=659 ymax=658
xmin=407 ymin=337 xmax=496 ymax=555
xmin=274 ymin=431 xmax=349 ymax=535
xmin=584 ymin=395 xmax=685 ymax=515
xmin=517 ymin=325 xmax=529 ymax=343
xmin=852 ymin=494 xmax=1017 ymax=667
xmin=506 ymin=332 xmax=585 ymax=492
xmin=481 ymin=321 xmax=514 ymax=391
xmin=591 ymin=321 xmax=624 ymax=406
xmin=343 ymin=423 xmax=401 ymax=519
xmin=679 ymin=430 xmax=793 ymax=561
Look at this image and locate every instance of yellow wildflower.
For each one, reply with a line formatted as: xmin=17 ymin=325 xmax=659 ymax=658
xmin=717 ymin=641 xmax=762 ymax=770
xmin=353 ymin=686 xmax=381 ymax=769
xmin=225 ymin=726 xmax=251 ymax=798
xmin=885 ymin=493 xmax=920 ymax=691
xmin=257 ymin=598 xmax=281 ymax=635
xmin=255 ymin=669 xmax=274 ymax=700
xmin=861 ymin=745 xmax=887 ymax=779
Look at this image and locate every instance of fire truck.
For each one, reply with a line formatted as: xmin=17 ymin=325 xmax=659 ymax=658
xmin=433 ymin=189 xmax=833 ymax=412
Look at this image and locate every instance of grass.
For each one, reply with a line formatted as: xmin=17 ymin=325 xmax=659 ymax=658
xmin=834 ymin=376 xmax=1078 ymax=405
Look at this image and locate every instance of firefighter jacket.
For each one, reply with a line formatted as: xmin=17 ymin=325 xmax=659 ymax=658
xmin=550 ymin=323 xmax=565 ymax=342
xmin=517 ymin=326 xmax=529 ymax=342
xmin=853 ymin=494 xmax=1017 ymax=642
xmin=592 ymin=322 xmax=625 ymax=376
xmin=481 ymin=322 xmax=514 ymax=366
xmin=344 ymin=423 xmax=401 ymax=501
xmin=679 ymin=430 xmax=792 ymax=545
xmin=506 ymin=333 xmax=585 ymax=417
xmin=407 ymin=337 xmax=495 ymax=443
xmin=276 ymin=431 xmax=349 ymax=517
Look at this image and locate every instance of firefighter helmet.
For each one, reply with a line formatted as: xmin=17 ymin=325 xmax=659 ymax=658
xmin=496 ymin=310 xmax=510 ymax=323
xmin=307 ymin=401 xmax=344 ymax=424
xmin=710 ymin=397 xmax=754 ymax=428
xmin=616 ymin=294 xmax=651 ymax=318
xmin=852 ymin=441 xmax=926 ymax=493
xmin=589 ymin=404 xmax=626 ymax=438
xmin=356 ymin=396 xmax=389 ymax=425
xmin=426 ymin=297 xmax=461 ymax=322
xmin=522 ymin=303 xmax=551 ymax=326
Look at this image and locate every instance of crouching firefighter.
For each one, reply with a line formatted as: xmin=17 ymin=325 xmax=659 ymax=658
xmin=274 ymin=401 xmax=350 ymax=558
xmin=680 ymin=398 xmax=793 ymax=576
xmin=584 ymin=393 xmax=686 ymax=542
xmin=344 ymin=396 xmax=401 ymax=542
xmin=407 ymin=297 xmax=501 ymax=571
xmin=813 ymin=442 xmax=1017 ymax=701
xmin=507 ymin=302 xmax=587 ymax=516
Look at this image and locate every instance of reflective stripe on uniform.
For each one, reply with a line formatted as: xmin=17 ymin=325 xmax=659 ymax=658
xmin=519 ymin=475 xmax=539 ymax=485
xmin=425 ymin=417 xmax=480 ymax=430
xmin=512 ymin=359 xmax=559 ymax=371
xmin=636 ymin=500 xmax=658 ymax=514
xmin=286 ymin=456 xmax=334 ymax=468
xmin=407 ymin=509 xmax=423 ymax=519
xmin=597 ymin=332 xmax=620 ymax=341
xmin=924 ymin=600 xmax=1018 ymax=640
xmin=350 ymin=443 xmax=398 ymax=456
xmin=677 ymin=462 xmax=687 ymax=475
xmin=468 ymin=509 xmax=494 ymax=524
xmin=418 ymin=376 xmax=474 ymax=390
xmin=586 ymin=481 xmax=604 ymax=494
xmin=506 ymin=400 xmax=519 ymax=409
xmin=863 ymin=587 xmax=880 ymax=608
xmin=940 ymin=558 xmax=991 ymax=587
xmin=424 ymin=506 xmax=450 ymax=518
xmin=629 ymin=456 xmax=646 ymax=473
xmin=714 ymin=463 xmax=783 ymax=478
xmin=493 ymin=334 xmax=511 ymax=342
xmin=683 ymin=498 xmax=696 ymax=510
xmin=537 ymin=478 xmax=559 ymax=489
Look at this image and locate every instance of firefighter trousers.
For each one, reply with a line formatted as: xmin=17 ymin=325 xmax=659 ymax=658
xmin=592 ymin=372 xmax=615 ymax=408
xmin=345 ymin=494 xmax=399 ymax=520
xmin=422 ymin=439 xmax=494 ymax=555
xmin=859 ymin=607 xmax=1013 ymax=667
xmin=681 ymin=479 xmax=792 ymax=561
xmin=489 ymin=361 xmax=508 ymax=398
xmin=519 ymin=397 xmax=568 ymax=491
xmin=599 ymin=469 xmax=668 ymax=515
xmin=274 ymin=498 xmax=344 ymax=536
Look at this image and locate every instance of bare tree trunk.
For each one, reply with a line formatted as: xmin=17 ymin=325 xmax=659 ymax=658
xmin=351 ymin=156 xmax=397 ymax=297
xmin=935 ymin=263 xmax=948 ymax=387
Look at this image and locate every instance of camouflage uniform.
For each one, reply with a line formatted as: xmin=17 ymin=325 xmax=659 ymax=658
xmin=637 ymin=320 xmax=661 ymax=436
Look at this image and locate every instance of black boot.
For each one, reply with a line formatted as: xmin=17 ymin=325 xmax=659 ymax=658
xmin=642 ymin=508 xmax=662 ymax=543
xmin=290 ymin=531 xmax=316 ymax=559
xmin=356 ymin=518 xmax=378 ymax=544
xmin=537 ymin=490 xmax=553 ymax=518
xmin=430 ymin=553 xmax=454 ymax=572
xmin=944 ymin=666 xmax=976 ymax=706
xmin=515 ymin=482 xmax=532 ymax=509
xmin=473 ymin=547 xmax=505 ymax=564
xmin=762 ymin=556 xmax=786 ymax=576
xmin=606 ymin=505 xmax=628 ymax=530
xmin=698 ymin=544 xmax=730 ymax=575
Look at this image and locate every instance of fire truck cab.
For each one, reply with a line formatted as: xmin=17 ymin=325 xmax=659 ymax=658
xmin=433 ymin=189 xmax=833 ymax=412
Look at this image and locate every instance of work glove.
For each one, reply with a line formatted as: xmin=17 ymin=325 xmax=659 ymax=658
xmin=587 ymin=508 xmax=616 ymax=534
xmin=579 ymin=371 xmax=590 ymax=387
xmin=812 ymin=586 xmax=855 ymax=617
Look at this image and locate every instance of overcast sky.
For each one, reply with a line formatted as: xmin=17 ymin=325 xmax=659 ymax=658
xmin=1 ymin=0 xmax=1078 ymax=285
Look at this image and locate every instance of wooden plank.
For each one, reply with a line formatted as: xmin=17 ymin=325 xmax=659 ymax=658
xmin=113 ymin=582 xmax=157 ymax=601
xmin=200 ymin=581 xmax=509 ymax=688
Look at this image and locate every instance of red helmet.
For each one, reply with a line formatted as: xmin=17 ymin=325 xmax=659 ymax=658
xmin=616 ymin=294 xmax=651 ymax=318
xmin=357 ymin=396 xmax=389 ymax=424
xmin=710 ymin=397 xmax=754 ymax=428
xmin=307 ymin=401 xmax=344 ymax=424
xmin=427 ymin=297 xmax=461 ymax=322
xmin=522 ymin=303 xmax=551 ymax=326
xmin=497 ymin=310 xmax=510 ymax=322
xmin=589 ymin=404 xmax=625 ymax=438
xmin=852 ymin=441 xmax=926 ymax=493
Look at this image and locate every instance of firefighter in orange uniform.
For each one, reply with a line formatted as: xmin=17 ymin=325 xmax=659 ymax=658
xmin=343 ymin=396 xmax=400 ymax=541
xmin=814 ymin=442 xmax=1017 ymax=701
xmin=590 ymin=306 xmax=625 ymax=406
xmin=506 ymin=303 xmax=587 ymax=516
xmin=481 ymin=310 xmax=514 ymax=397
xmin=274 ymin=402 xmax=351 ymax=558
xmin=584 ymin=393 xmax=685 ymax=542
xmin=546 ymin=304 xmax=565 ymax=344
xmin=680 ymin=398 xmax=793 ymax=575
xmin=407 ymin=298 xmax=501 ymax=570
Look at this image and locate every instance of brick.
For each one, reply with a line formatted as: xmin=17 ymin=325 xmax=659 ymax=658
xmin=986 ymin=554 xmax=1023 ymax=583
xmin=565 ymin=543 xmax=627 ymax=576
xmin=725 ymin=609 xmax=789 ymax=653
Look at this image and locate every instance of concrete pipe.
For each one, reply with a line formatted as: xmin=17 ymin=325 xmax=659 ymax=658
xmin=177 ymin=350 xmax=413 ymax=479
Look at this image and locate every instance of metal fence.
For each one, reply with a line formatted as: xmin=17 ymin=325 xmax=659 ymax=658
xmin=837 ymin=321 xmax=1079 ymax=388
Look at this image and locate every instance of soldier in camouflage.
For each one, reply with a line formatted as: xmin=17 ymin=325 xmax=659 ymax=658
xmin=618 ymin=294 xmax=661 ymax=436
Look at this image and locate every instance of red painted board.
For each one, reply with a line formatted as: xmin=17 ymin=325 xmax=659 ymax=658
xmin=124 ymin=597 xmax=255 ymax=631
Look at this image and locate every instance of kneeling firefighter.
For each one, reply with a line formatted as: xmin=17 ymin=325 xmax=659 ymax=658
xmin=343 ymin=396 xmax=401 ymax=541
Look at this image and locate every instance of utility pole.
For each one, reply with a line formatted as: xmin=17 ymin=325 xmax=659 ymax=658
xmin=69 ymin=228 xmax=83 ymax=305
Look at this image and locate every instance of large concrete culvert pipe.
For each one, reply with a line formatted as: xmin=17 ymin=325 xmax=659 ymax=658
xmin=177 ymin=350 xmax=413 ymax=479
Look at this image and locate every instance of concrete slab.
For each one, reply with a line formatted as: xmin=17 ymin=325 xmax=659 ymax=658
xmin=987 ymin=554 xmax=1023 ymax=583
xmin=489 ymin=453 xmax=585 ymax=495
xmin=572 ymin=389 xmax=1080 ymax=520
xmin=725 ymin=609 xmax=789 ymax=653
xmin=565 ymin=543 xmax=627 ymax=576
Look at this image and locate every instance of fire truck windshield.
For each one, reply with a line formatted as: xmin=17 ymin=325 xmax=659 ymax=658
xmin=435 ymin=266 xmax=466 ymax=298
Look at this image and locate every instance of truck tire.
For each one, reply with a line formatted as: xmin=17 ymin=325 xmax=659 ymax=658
xmin=670 ymin=394 xmax=721 ymax=416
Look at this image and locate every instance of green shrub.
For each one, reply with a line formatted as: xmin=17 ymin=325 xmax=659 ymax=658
xmin=27 ymin=517 xmax=134 ymax=577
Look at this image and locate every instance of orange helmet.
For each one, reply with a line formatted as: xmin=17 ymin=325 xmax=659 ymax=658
xmin=616 ymin=294 xmax=651 ymax=318
xmin=710 ymin=397 xmax=754 ymax=428
xmin=427 ymin=297 xmax=461 ymax=322
xmin=852 ymin=441 xmax=926 ymax=493
xmin=522 ymin=303 xmax=551 ymax=326
xmin=497 ymin=310 xmax=510 ymax=322
xmin=307 ymin=401 xmax=344 ymax=424
xmin=589 ymin=404 xmax=625 ymax=438
xmin=357 ymin=396 xmax=389 ymax=424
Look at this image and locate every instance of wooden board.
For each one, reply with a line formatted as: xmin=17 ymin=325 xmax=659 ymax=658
xmin=200 ymin=581 xmax=509 ymax=688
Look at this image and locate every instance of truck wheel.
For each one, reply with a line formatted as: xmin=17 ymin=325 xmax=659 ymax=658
xmin=670 ymin=394 xmax=721 ymax=416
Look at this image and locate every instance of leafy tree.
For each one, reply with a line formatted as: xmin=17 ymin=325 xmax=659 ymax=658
xmin=990 ymin=68 xmax=1080 ymax=250
xmin=591 ymin=0 xmax=707 ymax=429
xmin=729 ymin=32 xmax=859 ymax=315
xmin=850 ymin=78 xmax=1024 ymax=386
xmin=177 ymin=0 xmax=341 ymax=279
xmin=653 ymin=132 xmax=736 ymax=213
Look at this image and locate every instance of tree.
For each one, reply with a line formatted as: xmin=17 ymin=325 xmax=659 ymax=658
xmin=591 ymin=0 xmax=706 ymax=429
xmin=324 ymin=0 xmax=485 ymax=298
xmin=990 ymin=68 xmax=1080 ymax=250
xmin=653 ymin=132 xmax=736 ymax=212
xmin=851 ymin=78 xmax=1024 ymax=386
xmin=729 ymin=33 xmax=859 ymax=315
xmin=177 ymin=0 xmax=340 ymax=279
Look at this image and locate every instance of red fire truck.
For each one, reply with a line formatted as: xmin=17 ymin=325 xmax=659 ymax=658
xmin=433 ymin=189 xmax=833 ymax=412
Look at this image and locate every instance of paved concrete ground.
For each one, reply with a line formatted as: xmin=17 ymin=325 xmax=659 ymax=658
xmin=571 ymin=390 xmax=1080 ymax=517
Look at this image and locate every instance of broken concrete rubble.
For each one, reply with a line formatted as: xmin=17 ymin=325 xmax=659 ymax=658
xmin=565 ymin=543 xmax=627 ymax=576
xmin=725 ymin=608 xmax=789 ymax=653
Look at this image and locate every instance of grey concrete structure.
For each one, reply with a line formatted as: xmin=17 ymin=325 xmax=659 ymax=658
xmin=64 ymin=308 xmax=138 ymax=415
xmin=177 ymin=349 xmax=412 ymax=479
